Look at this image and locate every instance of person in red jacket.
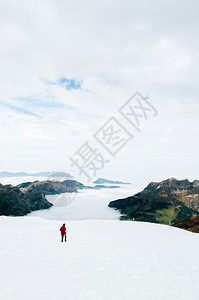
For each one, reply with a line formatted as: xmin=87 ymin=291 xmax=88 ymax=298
xmin=60 ymin=223 xmax=67 ymax=242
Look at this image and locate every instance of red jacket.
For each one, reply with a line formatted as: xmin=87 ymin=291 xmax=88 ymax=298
xmin=60 ymin=225 xmax=66 ymax=235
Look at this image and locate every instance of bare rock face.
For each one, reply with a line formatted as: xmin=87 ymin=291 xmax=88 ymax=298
xmin=144 ymin=178 xmax=195 ymax=192
xmin=0 ymin=183 xmax=52 ymax=216
xmin=193 ymin=180 xmax=199 ymax=187
xmin=172 ymin=216 xmax=199 ymax=233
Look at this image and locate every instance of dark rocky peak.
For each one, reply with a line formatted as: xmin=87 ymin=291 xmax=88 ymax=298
xmin=193 ymin=180 xmax=199 ymax=187
xmin=0 ymin=182 xmax=52 ymax=216
xmin=18 ymin=181 xmax=39 ymax=188
xmin=144 ymin=178 xmax=193 ymax=193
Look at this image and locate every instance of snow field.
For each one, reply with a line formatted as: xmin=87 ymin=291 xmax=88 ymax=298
xmin=0 ymin=216 xmax=199 ymax=300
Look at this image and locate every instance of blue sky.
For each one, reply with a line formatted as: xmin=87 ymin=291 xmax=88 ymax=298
xmin=57 ymin=78 xmax=82 ymax=90
xmin=0 ymin=77 xmax=82 ymax=119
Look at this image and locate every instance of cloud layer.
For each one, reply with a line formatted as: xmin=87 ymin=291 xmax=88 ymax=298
xmin=0 ymin=0 xmax=198 ymax=183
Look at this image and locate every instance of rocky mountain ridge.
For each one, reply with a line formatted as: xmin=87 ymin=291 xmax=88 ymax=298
xmin=109 ymin=178 xmax=199 ymax=224
xmin=0 ymin=183 xmax=52 ymax=216
xmin=17 ymin=179 xmax=84 ymax=195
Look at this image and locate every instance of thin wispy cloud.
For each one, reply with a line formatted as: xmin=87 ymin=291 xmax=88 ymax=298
xmin=0 ymin=101 xmax=40 ymax=117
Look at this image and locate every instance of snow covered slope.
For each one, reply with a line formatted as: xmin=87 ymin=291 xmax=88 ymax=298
xmin=0 ymin=216 xmax=199 ymax=300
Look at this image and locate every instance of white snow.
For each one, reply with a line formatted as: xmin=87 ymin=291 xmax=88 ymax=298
xmin=186 ymin=194 xmax=199 ymax=198
xmin=0 ymin=216 xmax=199 ymax=300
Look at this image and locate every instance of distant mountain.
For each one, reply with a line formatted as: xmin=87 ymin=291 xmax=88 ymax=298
xmin=0 ymin=172 xmax=31 ymax=177
xmin=94 ymin=185 xmax=120 ymax=189
xmin=108 ymin=178 xmax=199 ymax=224
xmin=0 ymin=183 xmax=52 ymax=216
xmin=0 ymin=171 xmax=73 ymax=178
xmin=93 ymin=178 xmax=131 ymax=185
xmin=17 ymin=179 xmax=84 ymax=195
xmin=0 ymin=178 xmax=86 ymax=216
xmin=17 ymin=179 xmax=121 ymax=194
xmin=172 ymin=216 xmax=199 ymax=233
xmin=48 ymin=172 xmax=73 ymax=179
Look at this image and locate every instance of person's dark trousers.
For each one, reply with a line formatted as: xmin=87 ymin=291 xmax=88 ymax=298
xmin=61 ymin=235 xmax=67 ymax=242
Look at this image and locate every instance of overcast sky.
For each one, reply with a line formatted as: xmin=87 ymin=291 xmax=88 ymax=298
xmin=0 ymin=0 xmax=198 ymax=184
